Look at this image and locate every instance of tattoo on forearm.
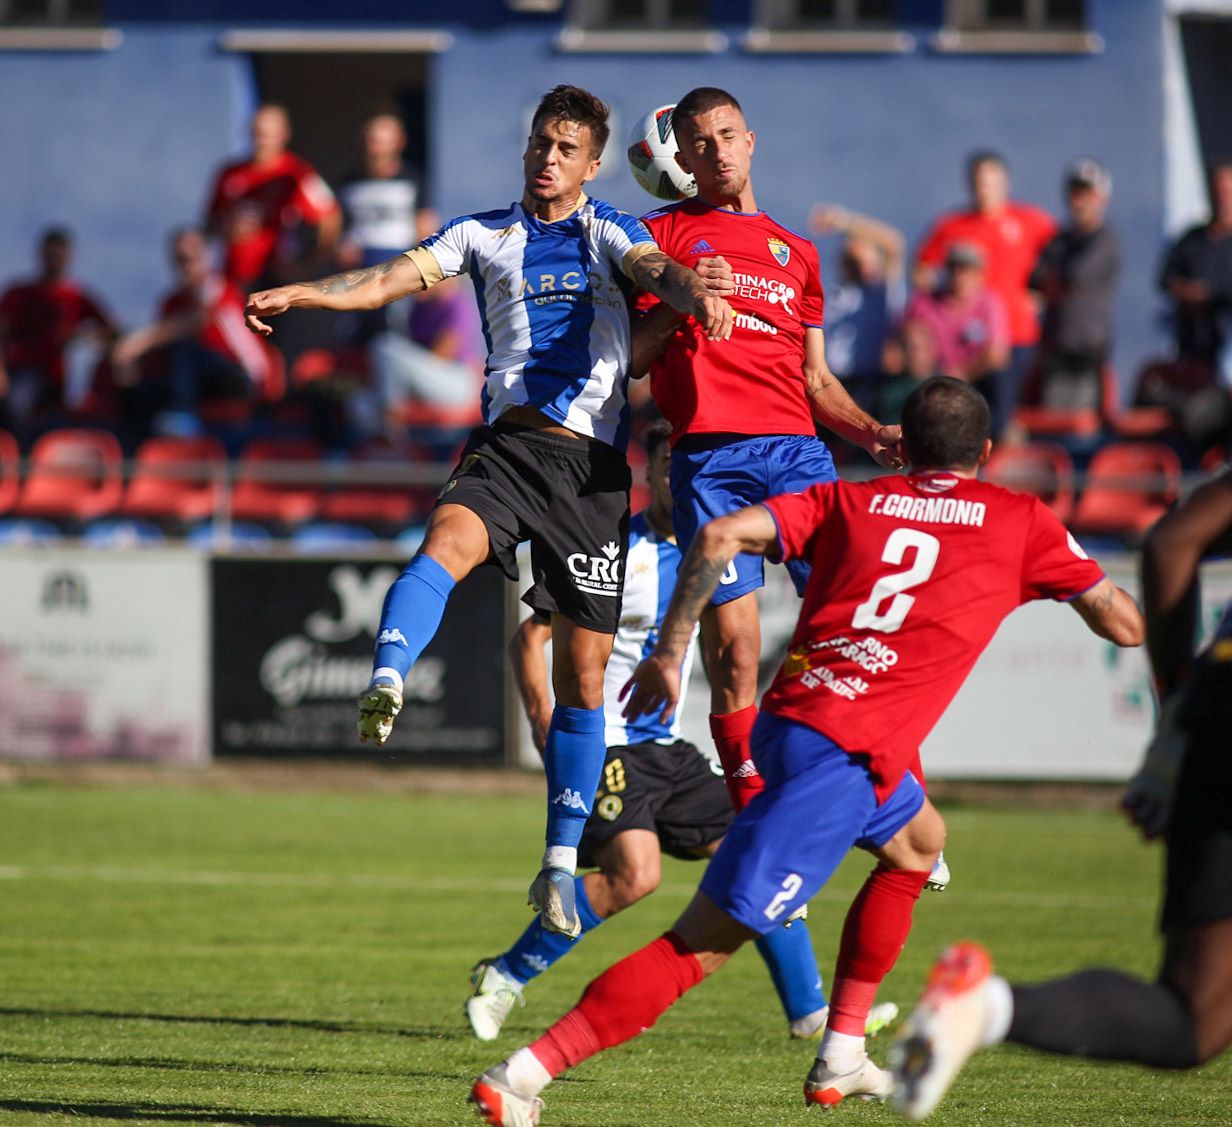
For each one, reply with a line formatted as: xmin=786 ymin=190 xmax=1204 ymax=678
xmin=660 ymin=552 xmax=730 ymax=647
xmin=309 ymin=258 xmax=398 ymax=296
xmin=634 ymin=252 xmax=705 ymax=300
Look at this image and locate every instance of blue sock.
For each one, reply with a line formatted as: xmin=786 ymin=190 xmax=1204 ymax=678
xmin=497 ymin=876 xmax=604 ymax=985
xmin=543 ymin=704 xmax=606 ymax=861
xmin=755 ymin=919 xmax=827 ymax=1022
xmin=370 ymin=554 xmax=455 ymax=684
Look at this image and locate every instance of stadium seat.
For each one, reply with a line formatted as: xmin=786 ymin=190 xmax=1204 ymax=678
xmin=291 ymin=522 xmax=378 ymax=551
xmin=1069 ymin=441 xmax=1182 ymax=541
xmin=11 ymin=428 xmax=123 ymax=523
xmin=187 ymin=521 xmax=274 ymax=550
xmin=229 ymin=436 xmax=324 ymax=527
xmin=1012 ymin=363 xmax=1116 ymax=440
xmin=0 ymin=517 xmax=63 ymax=546
xmin=0 ymin=429 xmax=19 ymax=514
xmin=983 ymin=441 xmax=1076 ymax=524
xmin=82 ymin=518 xmax=166 ymax=547
xmin=118 ymin=435 xmax=228 ymax=525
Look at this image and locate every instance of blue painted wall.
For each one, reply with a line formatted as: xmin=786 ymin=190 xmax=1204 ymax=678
xmin=2 ymin=0 xmax=1168 ymax=396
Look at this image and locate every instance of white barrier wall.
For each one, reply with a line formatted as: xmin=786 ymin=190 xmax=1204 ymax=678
xmin=0 ymin=549 xmax=210 ymax=764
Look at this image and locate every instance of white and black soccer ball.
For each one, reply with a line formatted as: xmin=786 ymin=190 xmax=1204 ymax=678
xmin=626 ymin=105 xmax=696 ymax=202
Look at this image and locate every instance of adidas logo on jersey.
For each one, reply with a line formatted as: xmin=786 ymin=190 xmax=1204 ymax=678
xmin=688 ymin=239 xmax=716 ymax=255
xmin=551 ymin=787 xmax=590 ymax=812
xmin=731 ymin=760 xmax=761 ymax=779
xmin=377 ymin=628 xmax=408 ymax=647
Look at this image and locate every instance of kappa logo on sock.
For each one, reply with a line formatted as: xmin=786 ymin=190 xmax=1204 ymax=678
xmin=551 ymin=787 xmax=590 ymax=813
xmin=732 ymin=760 xmax=761 ymax=779
xmin=521 ymin=954 xmax=551 ymax=972
xmin=376 ymin=627 xmax=408 ymax=647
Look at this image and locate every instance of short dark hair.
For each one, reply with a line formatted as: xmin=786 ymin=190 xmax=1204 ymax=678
xmin=41 ymin=226 xmax=71 ymax=247
xmin=644 ymin=420 xmax=671 ymax=461
xmin=531 ymin=84 xmax=610 ymax=157
xmin=900 ymin=376 xmax=991 ymax=470
xmin=672 ymin=87 xmax=743 ymax=143
xmin=966 ymin=149 xmax=1007 ymax=181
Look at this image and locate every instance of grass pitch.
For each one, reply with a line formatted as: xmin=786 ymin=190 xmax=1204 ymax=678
xmin=0 ymin=773 xmax=1228 ymax=1126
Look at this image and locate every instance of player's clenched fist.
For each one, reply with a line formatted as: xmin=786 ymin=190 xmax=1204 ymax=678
xmin=692 ymin=292 xmax=734 ymax=342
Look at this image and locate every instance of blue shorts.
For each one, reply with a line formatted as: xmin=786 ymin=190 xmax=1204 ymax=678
xmin=699 ymin=713 xmax=925 ymax=936
xmin=670 ymin=434 xmax=837 ymax=605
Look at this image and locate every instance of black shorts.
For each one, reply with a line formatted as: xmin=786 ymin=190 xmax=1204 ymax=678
xmin=437 ymin=422 xmax=631 ymax=633
xmin=579 ymin=740 xmax=734 ymax=866
xmin=1161 ymin=658 xmax=1232 ymax=931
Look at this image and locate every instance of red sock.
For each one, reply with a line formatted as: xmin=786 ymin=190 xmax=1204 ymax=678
xmin=828 ymin=866 xmax=931 ymax=1036
xmin=529 ymin=932 xmax=704 ymax=1076
xmin=710 ymin=706 xmax=762 ymax=812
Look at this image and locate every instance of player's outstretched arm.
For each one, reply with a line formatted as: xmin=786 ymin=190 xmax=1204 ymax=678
xmin=802 ymin=328 xmax=903 ymax=469
xmin=622 ymin=505 xmax=777 ymax=723
xmin=1070 ymin=577 xmax=1145 ymax=647
xmin=508 ymin=615 xmax=554 ymax=757
xmin=627 ymin=249 xmax=733 ymax=342
xmin=244 ymin=253 xmax=425 ymax=334
xmin=628 ymin=255 xmax=734 ymax=377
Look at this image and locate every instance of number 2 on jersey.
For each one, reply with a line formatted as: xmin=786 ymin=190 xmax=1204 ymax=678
xmin=851 ymin=527 xmax=941 ymax=633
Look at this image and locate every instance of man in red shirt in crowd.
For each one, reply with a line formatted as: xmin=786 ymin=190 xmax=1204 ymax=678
xmin=630 ymin=87 xmax=901 ymax=821
xmin=205 ymin=103 xmax=341 ymax=290
xmin=915 ymin=151 xmax=1056 ymax=437
xmin=0 ymin=227 xmax=116 ymax=434
xmin=112 ymin=227 xmax=275 ymax=433
xmin=469 ymin=376 xmax=1143 ymax=1126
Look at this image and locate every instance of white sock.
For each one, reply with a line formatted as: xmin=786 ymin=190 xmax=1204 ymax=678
xmin=542 ymin=845 xmax=577 ymax=873
xmin=370 ymin=667 xmax=404 ymax=689
xmin=981 ymin=975 xmax=1015 ymax=1046
xmin=819 ymin=1028 xmax=866 ymax=1072
xmin=503 ymin=1046 xmax=553 ymax=1097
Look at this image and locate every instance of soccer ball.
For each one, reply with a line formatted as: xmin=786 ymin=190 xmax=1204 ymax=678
xmin=626 ymin=105 xmax=696 ymax=202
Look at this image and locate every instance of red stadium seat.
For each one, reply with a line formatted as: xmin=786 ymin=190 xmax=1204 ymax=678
xmin=1013 ymin=363 xmax=1117 ymax=439
xmin=229 ymin=436 xmax=324 ymax=526
xmin=1069 ymin=441 xmax=1182 ymax=540
xmin=118 ymin=435 xmax=228 ymax=525
xmin=318 ymin=439 xmax=436 ymax=530
xmin=12 ymin=428 xmax=123 ymax=522
xmin=0 ymin=429 xmax=19 ymax=514
xmin=983 ymin=441 xmax=1076 ymax=524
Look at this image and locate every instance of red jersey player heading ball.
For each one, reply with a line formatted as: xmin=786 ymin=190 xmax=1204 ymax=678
xmin=631 ymin=87 xmax=902 ymax=819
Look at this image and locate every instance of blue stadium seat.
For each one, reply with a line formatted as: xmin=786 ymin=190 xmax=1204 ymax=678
xmin=187 ymin=521 xmax=274 ymax=550
xmin=82 ymin=519 xmax=166 ymax=547
xmin=0 ymin=518 xmax=63 ymax=546
xmin=291 ymin=522 xmax=378 ymax=551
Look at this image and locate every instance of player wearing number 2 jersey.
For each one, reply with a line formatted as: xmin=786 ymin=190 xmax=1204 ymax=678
xmin=469 ymin=377 xmax=1143 ymax=1127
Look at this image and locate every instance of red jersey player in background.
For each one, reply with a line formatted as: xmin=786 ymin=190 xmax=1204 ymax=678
xmin=630 ymin=87 xmax=901 ymax=825
xmin=205 ymin=103 xmax=341 ymax=290
xmin=469 ymin=376 xmax=1142 ymax=1126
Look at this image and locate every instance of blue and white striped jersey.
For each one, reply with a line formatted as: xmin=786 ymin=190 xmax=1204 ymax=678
xmin=405 ymin=196 xmax=657 ymax=451
xmin=604 ymin=512 xmax=698 ymax=746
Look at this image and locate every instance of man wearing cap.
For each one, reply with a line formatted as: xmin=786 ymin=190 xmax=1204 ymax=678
xmin=1029 ymin=158 xmax=1120 ymax=412
xmin=901 ymin=241 xmax=1010 ymax=392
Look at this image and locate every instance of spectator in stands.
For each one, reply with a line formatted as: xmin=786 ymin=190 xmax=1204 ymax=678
xmin=1159 ymin=158 xmax=1232 ymax=373
xmin=903 ymin=242 xmax=1010 ymax=421
xmin=335 ymin=110 xmax=431 ymax=345
xmin=809 ymin=203 xmax=905 ymax=411
xmin=876 ymin=316 xmax=945 ymax=425
xmin=204 ymin=103 xmax=341 ymax=290
xmin=916 ymin=151 xmax=1057 ymax=435
xmin=367 ymin=275 xmax=484 ymax=440
xmin=1029 ymin=158 xmax=1120 ymax=412
xmin=112 ymin=227 xmax=274 ymax=436
xmin=0 ymin=227 xmax=117 ymax=439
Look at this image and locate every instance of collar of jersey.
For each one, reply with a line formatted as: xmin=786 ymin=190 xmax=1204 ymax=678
xmin=519 ymin=192 xmax=589 ymax=230
xmin=694 ymin=199 xmax=765 ymax=219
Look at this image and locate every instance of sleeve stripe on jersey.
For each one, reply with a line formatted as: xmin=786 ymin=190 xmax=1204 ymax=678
xmin=1059 ymin=574 xmax=1108 ymax=603
xmin=621 ymin=241 xmax=659 ymax=280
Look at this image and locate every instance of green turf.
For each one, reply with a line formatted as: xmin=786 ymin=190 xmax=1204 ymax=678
xmin=0 ymin=779 xmax=1227 ymax=1126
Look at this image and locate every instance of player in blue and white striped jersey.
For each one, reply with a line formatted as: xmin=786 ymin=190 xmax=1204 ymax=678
xmin=245 ymin=85 xmax=733 ymax=939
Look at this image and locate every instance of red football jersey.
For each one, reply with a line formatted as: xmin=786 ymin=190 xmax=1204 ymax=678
xmin=0 ymin=280 xmax=112 ymax=383
xmin=638 ymin=200 xmax=824 ymax=442
xmin=761 ymin=472 xmax=1104 ymax=800
xmin=915 ymin=203 xmax=1058 ymax=346
xmin=205 ymin=152 xmax=338 ymax=287
xmin=159 ymin=274 xmax=273 ymax=388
